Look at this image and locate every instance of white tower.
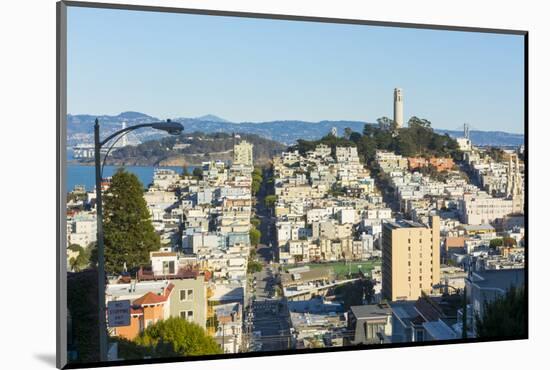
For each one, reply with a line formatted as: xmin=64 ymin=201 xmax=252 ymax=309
xmin=331 ymin=127 xmax=338 ymax=137
xmin=394 ymin=88 xmax=403 ymax=128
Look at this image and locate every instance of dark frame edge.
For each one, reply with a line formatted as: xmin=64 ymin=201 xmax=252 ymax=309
xmin=57 ymin=1 xmax=68 ymax=369
xmin=523 ymin=32 xmax=529 ymax=338
xmin=62 ymin=0 xmax=527 ymax=35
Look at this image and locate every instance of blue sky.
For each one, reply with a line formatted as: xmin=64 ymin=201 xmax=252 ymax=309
xmin=67 ymin=7 xmax=525 ymax=133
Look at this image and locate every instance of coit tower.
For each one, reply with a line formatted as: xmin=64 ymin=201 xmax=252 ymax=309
xmin=393 ymin=88 xmax=403 ymax=128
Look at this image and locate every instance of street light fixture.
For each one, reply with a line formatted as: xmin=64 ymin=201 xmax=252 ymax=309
xmin=94 ymin=118 xmax=183 ymax=362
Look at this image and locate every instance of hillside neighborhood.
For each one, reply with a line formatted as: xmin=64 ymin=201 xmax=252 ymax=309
xmin=66 ymin=94 xmax=525 ymax=361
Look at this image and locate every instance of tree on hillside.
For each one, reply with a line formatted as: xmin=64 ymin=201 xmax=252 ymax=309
xmin=68 ymin=244 xmax=91 ymax=272
xmin=344 ymin=127 xmax=353 ymax=140
xmin=192 ymin=167 xmax=203 ymax=180
xmin=113 ymin=337 xmax=154 ymax=360
xmin=490 ymin=238 xmax=504 ymax=249
xmin=503 ymin=237 xmax=518 ymax=247
xmin=181 ymin=165 xmax=189 ymax=177
xmin=295 ymin=119 xmax=460 ymax=166
xmin=349 ymin=131 xmax=362 ymax=143
xmin=356 ymin=135 xmax=377 ymax=163
xmin=134 ymin=317 xmax=222 ymax=357
xmin=250 ymin=217 xmax=261 ymax=228
xmin=264 ymin=195 xmax=277 ymax=209
xmin=376 ymin=117 xmax=394 ymax=130
xmin=103 ymin=169 xmax=160 ymax=274
xmin=247 ymin=260 xmax=263 ymax=274
xmin=408 ymin=116 xmax=432 ymax=129
xmin=475 ymin=286 xmax=526 ymax=338
xmin=250 ymin=228 xmax=261 ymax=247
xmin=336 ymin=278 xmax=376 ymax=309
xmin=252 ymin=168 xmax=262 ymax=196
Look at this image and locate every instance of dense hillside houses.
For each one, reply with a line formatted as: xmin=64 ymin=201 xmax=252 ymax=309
xmin=273 ymin=144 xmax=387 ymax=265
xmin=65 ymin=119 xmax=525 ymax=358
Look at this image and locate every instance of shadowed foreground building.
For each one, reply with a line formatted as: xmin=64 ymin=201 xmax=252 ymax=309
xmin=382 ymin=216 xmax=440 ymax=301
xmin=348 ymin=303 xmax=392 ymax=345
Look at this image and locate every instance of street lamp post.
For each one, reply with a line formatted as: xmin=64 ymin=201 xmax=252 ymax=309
xmin=94 ymin=118 xmax=183 ymax=362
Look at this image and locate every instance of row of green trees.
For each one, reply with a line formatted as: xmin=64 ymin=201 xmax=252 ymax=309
xmin=252 ymin=167 xmax=262 ymax=195
xmin=489 ymin=237 xmax=518 ymax=248
xmin=294 ymin=117 xmax=461 ymax=164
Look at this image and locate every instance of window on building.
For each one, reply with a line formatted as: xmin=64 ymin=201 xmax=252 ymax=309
xmin=180 ymin=289 xmax=194 ymax=301
xmin=187 ymin=311 xmax=194 ymax=321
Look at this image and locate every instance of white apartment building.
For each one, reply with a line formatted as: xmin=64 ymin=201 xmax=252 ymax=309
xmin=460 ymin=193 xmax=514 ymax=225
xmin=68 ymin=214 xmax=97 ymax=247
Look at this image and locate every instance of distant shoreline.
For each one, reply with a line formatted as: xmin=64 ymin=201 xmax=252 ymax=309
xmin=68 ymin=161 xmax=198 ymax=167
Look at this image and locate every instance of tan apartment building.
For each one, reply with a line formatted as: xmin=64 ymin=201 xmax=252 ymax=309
xmin=381 ymin=216 xmax=440 ymax=301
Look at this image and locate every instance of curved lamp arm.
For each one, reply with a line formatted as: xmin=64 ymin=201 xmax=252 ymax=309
xmin=99 ymin=123 xmax=154 ymax=147
xmin=100 ymin=131 xmax=129 ymax=177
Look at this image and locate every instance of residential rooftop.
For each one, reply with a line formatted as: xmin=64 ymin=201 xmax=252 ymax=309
xmin=350 ymin=303 xmax=392 ymax=319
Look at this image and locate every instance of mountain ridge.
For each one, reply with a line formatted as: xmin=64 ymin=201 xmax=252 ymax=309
xmin=66 ymin=112 xmax=525 ymax=147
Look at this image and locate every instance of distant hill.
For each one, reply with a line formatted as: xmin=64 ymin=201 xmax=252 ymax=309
xmin=434 ymin=129 xmax=524 ymax=147
xmin=67 ymin=112 xmax=524 ymax=147
xmin=67 ymin=111 xmax=166 ymax=146
xmin=195 ymin=114 xmax=230 ymax=123
xmin=80 ymin=132 xmax=287 ymax=166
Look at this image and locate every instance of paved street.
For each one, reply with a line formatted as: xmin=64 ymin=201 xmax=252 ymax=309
xmin=246 ymin=262 xmax=291 ymax=352
xmin=245 ymin=168 xmax=291 ymax=352
xmin=250 ymin=298 xmax=291 ymax=352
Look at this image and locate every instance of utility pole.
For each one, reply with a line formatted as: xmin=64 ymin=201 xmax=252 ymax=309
xmin=462 ymin=285 xmax=468 ymax=339
xmin=222 ymin=322 xmax=226 ymax=353
xmin=92 ymin=118 xmax=183 ymax=362
xmin=94 ymin=119 xmax=108 ymax=362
